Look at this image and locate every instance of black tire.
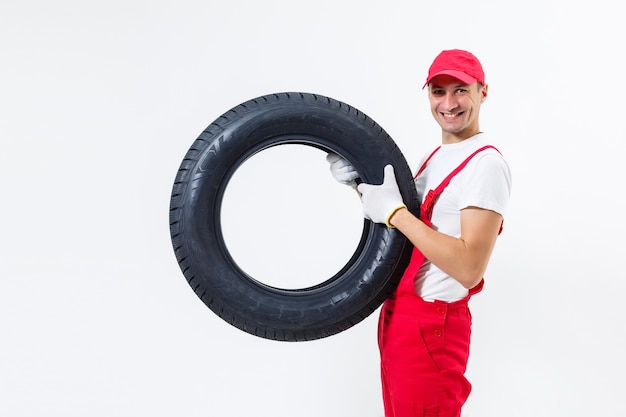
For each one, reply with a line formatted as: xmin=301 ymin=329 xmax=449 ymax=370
xmin=169 ymin=92 xmax=419 ymax=341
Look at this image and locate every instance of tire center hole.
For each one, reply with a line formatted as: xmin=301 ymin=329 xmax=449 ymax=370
xmin=221 ymin=144 xmax=364 ymax=290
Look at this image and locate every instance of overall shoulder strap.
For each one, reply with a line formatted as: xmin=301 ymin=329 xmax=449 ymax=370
xmin=420 ymin=145 xmax=502 ymax=233
xmin=414 ymin=146 xmax=441 ymax=179
xmin=431 ymin=145 xmax=500 ymax=195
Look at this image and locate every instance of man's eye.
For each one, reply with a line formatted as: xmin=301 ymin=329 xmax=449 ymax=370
xmin=456 ymin=89 xmax=468 ymax=94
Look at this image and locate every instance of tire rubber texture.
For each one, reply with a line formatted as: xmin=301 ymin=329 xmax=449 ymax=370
xmin=169 ymin=92 xmax=419 ymax=341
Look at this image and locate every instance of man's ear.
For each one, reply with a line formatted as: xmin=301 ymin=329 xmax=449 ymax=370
xmin=480 ymin=83 xmax=488 ymax=103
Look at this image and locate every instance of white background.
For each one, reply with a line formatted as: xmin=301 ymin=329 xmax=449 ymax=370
xmin=1 ymin=1 xmax=624 ymax=416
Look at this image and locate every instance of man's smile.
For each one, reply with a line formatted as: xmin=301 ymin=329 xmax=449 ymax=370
xmin=441 ymin=111 xmax=464 ymax=119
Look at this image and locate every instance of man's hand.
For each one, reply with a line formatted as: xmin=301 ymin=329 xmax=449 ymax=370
xmin=357 ymin=164 xmax=406 ymax=228
xmin=326 ymin=153 xmax=359 ymax=189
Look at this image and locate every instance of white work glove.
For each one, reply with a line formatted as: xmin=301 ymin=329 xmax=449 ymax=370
xmin=326 ymin=153 xmax=359 ymax=189
xmin=357 ymin=164 xmax=407 ymax=228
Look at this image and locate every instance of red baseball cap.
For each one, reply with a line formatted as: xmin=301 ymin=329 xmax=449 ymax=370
xmin=422 ymin=49 xmax=485 ymax=89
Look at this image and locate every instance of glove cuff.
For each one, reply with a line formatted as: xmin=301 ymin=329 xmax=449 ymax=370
xmin=385 ymin=204 xmax=407 ymax=228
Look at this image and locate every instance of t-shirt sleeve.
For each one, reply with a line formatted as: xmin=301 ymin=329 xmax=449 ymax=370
xmin=458 ymin=153 xmax=512 ymax=217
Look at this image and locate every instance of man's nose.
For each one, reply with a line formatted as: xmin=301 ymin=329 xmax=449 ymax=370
xmin=443 ymin=93 xmax=458 ymax=111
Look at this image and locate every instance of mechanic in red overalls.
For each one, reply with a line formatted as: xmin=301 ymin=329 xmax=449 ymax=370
xmin=328 ymin=49 xmax=512 ymax=417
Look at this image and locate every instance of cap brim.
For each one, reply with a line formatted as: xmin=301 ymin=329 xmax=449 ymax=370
xmin=422 ymin=70 xmax=478 ymax=89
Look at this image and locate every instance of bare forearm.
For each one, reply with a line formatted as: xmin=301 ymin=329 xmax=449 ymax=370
xmin=389 ymin=207 xmax=497 ymax=289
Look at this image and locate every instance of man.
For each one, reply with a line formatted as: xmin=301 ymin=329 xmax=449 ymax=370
xmin=327 ymin=49 xmax=512 ymax=417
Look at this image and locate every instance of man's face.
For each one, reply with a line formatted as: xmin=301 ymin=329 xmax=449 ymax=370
xmin=427 ymin=74 xmax=488 ymax=142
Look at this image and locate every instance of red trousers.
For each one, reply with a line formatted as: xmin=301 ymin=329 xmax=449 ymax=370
xmin=378 ymin=248 xmax=482 ymax=417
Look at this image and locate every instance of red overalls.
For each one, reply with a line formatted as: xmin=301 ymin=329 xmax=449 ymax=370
xmin=378 ymin=146 xmax=499 ymax=417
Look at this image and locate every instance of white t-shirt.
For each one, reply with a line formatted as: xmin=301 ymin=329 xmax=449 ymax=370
xmin=413 ymin=133 xmax=512 ymax=302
